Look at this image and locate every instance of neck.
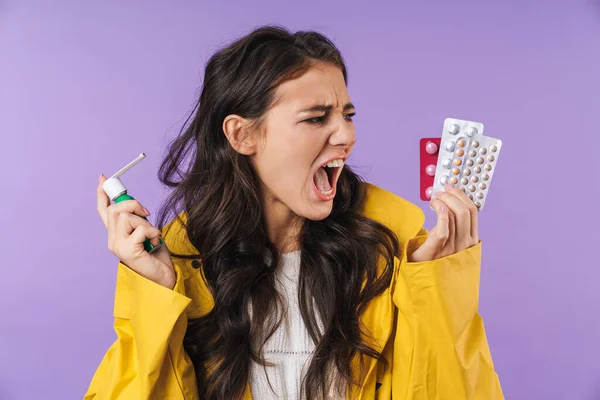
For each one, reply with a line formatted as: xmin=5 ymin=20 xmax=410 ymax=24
xmin=262 ymin=193 xmax=304 ymax=254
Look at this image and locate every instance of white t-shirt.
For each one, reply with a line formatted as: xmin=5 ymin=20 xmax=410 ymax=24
xmin=248 ymin=250 xmax=343 ymax=400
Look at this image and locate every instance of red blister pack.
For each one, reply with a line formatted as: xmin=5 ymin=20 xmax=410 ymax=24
xmin=419 ymin=138 xmax=441 ymax=201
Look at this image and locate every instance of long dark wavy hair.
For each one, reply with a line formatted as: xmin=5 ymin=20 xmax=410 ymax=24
xmin=154 ymin=26 xmax=400 ymax=400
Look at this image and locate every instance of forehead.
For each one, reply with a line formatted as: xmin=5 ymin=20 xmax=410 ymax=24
xmin=272 ymin=62 xmax=349 ymax=110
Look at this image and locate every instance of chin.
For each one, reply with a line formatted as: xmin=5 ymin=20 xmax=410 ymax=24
xmin=302 ymin=202 xmax=333 ymax=221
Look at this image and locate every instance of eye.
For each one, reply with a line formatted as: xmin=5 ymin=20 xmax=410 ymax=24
xmin=305 ymin=115 xmax=327 ymax=125
xmin=344 ymin=112 xmax=356 ymax=122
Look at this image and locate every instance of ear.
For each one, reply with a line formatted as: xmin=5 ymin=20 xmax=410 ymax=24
xmin=222 ymin=114 xmax=257 ymax=156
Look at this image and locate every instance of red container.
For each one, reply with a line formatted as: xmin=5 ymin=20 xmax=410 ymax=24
xmin=419 ymin=138 xmax=441 ymax=201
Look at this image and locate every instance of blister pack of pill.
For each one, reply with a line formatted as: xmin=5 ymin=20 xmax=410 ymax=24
xmin=419 ymin=137 xmax=441 ymax=201
xmin=430 ymin=118 xmax=502 ymax=211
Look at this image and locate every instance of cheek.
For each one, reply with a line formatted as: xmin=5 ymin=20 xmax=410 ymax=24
xmin=255 ymin=132 xmax=314 ymax=195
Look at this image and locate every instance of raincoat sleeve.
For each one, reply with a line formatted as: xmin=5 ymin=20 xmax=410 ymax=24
xmin=84 ymin=261 xmax=199 ymax=400
xmin=390 ymin=229 xmax=504 ymax=399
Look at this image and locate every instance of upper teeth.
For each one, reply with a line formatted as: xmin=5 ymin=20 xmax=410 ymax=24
xmin=325 ymin=159 xmax=344 ymax=168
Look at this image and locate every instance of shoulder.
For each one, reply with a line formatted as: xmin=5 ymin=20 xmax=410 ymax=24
xmin=160 ymin=212 xmax=202 ymax=278
xmin=161 ymin=213 xmax=215 ymax=317
xmin=161 ymin=212 xmax=196 ymax=254
xmin=360 ymin=182 xmax=425 ymax=246
xmin=160 ymin=213 xmax=203 ymax=283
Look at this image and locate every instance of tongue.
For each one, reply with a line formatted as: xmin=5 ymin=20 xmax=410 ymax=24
xmin=314 ymin=167 xmax=332 ymax=192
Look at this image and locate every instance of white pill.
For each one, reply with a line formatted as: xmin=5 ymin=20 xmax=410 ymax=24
xmin=445 ymin=141 xmax=455 ymax=151
xmin=449 ymin=124 xmax=460 ymax=134
xmin=466 ymin=126 xmax=478 ymax=137
xmin=425 ymin=186 xmax=433 ymax=199
xmin=440 ymin=175 xmax=449 ymax=184
xmin=442 ymin=158 xmax=452 ymax=169
xmin=426 ymin=164 xmax=436 ymax=176
xmin=425 ymin=141 xmax=438 ymax=154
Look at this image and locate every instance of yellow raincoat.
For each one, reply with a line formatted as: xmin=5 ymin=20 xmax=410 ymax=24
xmin=85 ymin=183 xmax=503 ymax=399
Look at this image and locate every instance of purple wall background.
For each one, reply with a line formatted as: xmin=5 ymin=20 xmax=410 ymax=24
xmin=1 ymin=1 xmax=599 ymax=399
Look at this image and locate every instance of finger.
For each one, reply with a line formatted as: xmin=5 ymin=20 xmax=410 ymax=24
xmin=120 ymin=225 xmax=162 ymax=260
xmin=447 ymin=205 xmax=456 ymax=253
xmin=96 ymin=174 xmax=110 ymax=228
xmin=129 ymin=224 xmax=162 ymax=248
xmin=108 ymin=199 xmax=150 ymax=220
xmin=429 ymin=198 xmax=450 ymax=248
xmin=444 ymin=184 xmax=478 ymax=241
xmin=436 ymin=188 xmax=470 ymax=247
xmin=106 ymin=199 xmax=150 ymax=237
xmin=116 ymin=212 xmax=154 ymax=240
xmin=407 ymin=199 xmax=449 ymax=262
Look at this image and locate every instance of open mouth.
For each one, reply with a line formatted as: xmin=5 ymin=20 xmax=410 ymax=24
xmin=313 ymin=159 xmax=344 ymax=196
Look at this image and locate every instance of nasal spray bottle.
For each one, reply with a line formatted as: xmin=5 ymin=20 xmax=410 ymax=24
xmin=102 ymin=153 xmax=163 ymax=253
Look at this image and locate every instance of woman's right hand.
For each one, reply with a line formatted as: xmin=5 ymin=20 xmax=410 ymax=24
xmin=96 ymin=174 xmax=176 ymax=289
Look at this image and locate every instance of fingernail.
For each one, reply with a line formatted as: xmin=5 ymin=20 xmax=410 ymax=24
xmin=433 ymin=191 xmax=444 ymax=199
xmin=143 ymin=207 xmax=150 ymax=215
xmin=98 ymin=174 xmax=103 ymax=183
xmin=440 ymin=204 xmax=447 ymax=212
xmin=444 ymin=184 xmax=454 ymax=191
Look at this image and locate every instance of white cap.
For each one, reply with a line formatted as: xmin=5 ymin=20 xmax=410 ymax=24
xmin=103 ymin=177 xmax=128 ymax=201
xmin=102 ymin=152 xmax=146 ymax=201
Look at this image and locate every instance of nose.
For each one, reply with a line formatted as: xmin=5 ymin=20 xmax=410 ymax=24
xmin=328 ymin=117 xmax=356 ymax=149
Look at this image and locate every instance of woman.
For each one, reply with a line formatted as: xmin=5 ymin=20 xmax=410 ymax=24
xmin=89 ymin=26 xmax=503 ymax=399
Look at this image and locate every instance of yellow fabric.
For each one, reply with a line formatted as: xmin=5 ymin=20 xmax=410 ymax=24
xmin=85 ymin=183 xmax=503 ymax=399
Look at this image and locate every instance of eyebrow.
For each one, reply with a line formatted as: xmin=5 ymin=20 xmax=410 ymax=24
xmin=299 ymin=102 xmax=355 ymax=114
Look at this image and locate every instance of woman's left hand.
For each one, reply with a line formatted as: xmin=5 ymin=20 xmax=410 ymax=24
xmin=408 ymin=184 xmax=479 ymax=262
